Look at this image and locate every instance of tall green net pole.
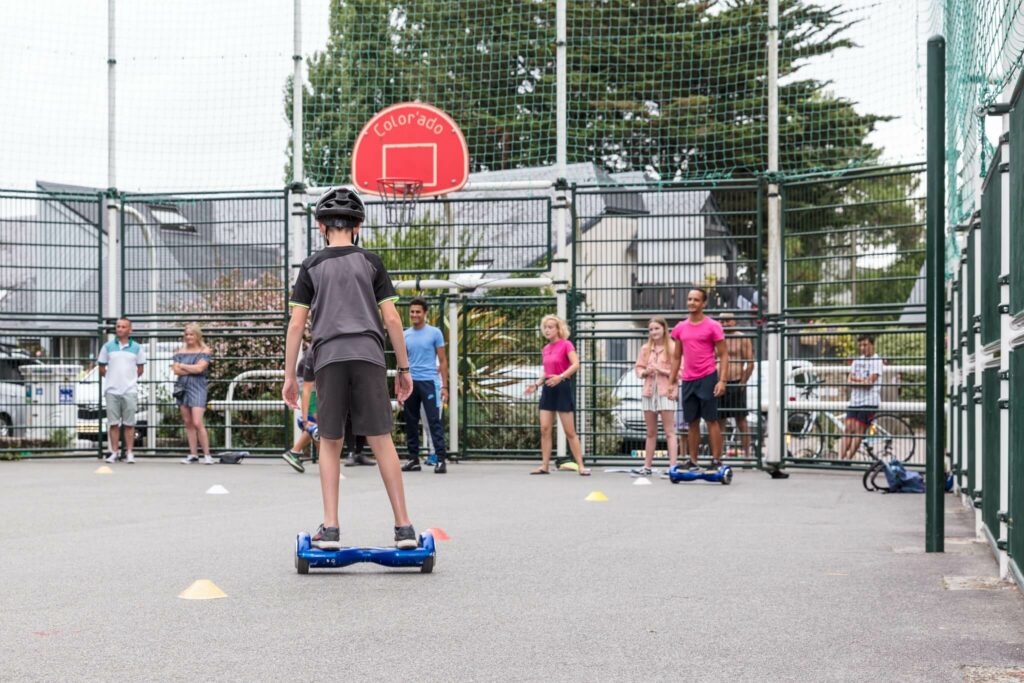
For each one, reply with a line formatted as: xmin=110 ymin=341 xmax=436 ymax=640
xmin=927 ymin=35 xmax=945 ymax=554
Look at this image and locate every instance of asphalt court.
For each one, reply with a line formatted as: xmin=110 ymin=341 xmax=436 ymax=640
xmin=2 ymin=459 xmax=1023 ymax=682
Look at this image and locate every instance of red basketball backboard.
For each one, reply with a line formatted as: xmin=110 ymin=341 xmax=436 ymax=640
xmin=351 ymin=102 xmax=469 ymax=197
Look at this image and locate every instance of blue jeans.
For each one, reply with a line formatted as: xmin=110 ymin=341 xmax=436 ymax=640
xmin=404 ymin=380 xmax=447 ymax=461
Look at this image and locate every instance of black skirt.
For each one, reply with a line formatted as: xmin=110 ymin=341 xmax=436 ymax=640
xmin=538 ymin=380 xmax=575 ymax=412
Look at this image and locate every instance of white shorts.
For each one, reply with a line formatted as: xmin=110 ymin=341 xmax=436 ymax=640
xmin=641 ymin=394 xmax=677 ymax=413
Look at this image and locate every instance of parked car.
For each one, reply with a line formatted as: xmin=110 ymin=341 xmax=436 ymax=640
xmin=610 ymin=360 xmax=818 ymax=454
xmin=77 ymin=343 xmax=179 ymax=445
xmin=0 ymin=346 xmax=42 ymax=438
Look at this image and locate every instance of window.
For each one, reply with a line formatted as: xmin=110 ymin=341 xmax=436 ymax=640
xmin=606 ymin=339 xmax=627 ymax=363
xmin=150 ymin=206 xmax=196 ymax=234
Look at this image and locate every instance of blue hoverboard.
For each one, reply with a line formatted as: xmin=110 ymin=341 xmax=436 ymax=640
xmin=294 ymin=531 xmax=436 ymax=574
xmin=667 ymin=463 xmax=733 ymax=485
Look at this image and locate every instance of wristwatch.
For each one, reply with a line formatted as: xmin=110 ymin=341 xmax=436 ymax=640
xmin=396 ymin=367 xmax=410 ymax=373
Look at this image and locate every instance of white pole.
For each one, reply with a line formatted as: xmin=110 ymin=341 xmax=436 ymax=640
xmin=105 ymin=0 xmax=119 ymax=321
xmin=555 ymin=0 xmax=569 ymax=461
xmin=765 ymin=0 xmax=783 ymax=470
xmin=447 ymin=203 xmax=459 ymax=458
xmin=999 ymin=117 xmax=1011 ymax=576
xmin=556 ymin=0 xmax=567 ymax=176
xmin=448 ymin=295 xmax=458 ymax=457
xmin=555 ymin=199 xmax=568 ymax=461
xmin=122 ymin=207 xmax=159 ymax=451
xmin=292 ymin=0 xmax=303 ymax=186
xmin=107 ymin=0 xmax=116 ymax=190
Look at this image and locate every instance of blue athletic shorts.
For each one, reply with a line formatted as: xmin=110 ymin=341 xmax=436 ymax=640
xmin=680 ymin=371 xmax=720 ymax=424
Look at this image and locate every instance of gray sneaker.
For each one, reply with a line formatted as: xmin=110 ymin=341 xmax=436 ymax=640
xmin=394 ymin=525 xmax=418 ymax=550
xmin=630 ymin=467 xmax=653 ymax=477
xmin=312 ymin=524 xmax=341 ymax=549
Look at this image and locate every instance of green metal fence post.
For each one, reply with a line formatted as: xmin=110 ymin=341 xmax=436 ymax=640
xmin=926 ymin=35 xmax=946 ymax=553
xmin=459 ymin=301 xmax=468 ymax=461
xmin=282 ymin=188 xmax=290 ymax=453
xmin=756 ymin=180 xmax=765 ymax=467
xmin=97 ymin=192 xmax=106 ymax=460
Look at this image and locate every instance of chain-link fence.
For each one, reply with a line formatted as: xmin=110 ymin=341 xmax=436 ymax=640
xmin=118 ymin=191 xmax=290 ymax=457
xmin=781 ymin=165 xmax=927 ymax=469
xmin=572 ymin=180 xmax=764 ymax=465
xmin=0 ymin=188 xmax=104 ymax=458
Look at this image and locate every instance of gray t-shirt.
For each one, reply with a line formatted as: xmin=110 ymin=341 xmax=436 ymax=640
xmin=289 ymin=246 xmax=398 ymax=371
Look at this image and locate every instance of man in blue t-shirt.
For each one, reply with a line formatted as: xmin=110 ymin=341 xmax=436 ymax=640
xmin=401 ymin=297 xmax=449 ymax=474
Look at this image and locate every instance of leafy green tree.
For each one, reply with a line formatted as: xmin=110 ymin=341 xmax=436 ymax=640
xmin=783 ymin=170 xmax=924 ymax=317
xmin=286 ymin=0 xmax=887 ymax=183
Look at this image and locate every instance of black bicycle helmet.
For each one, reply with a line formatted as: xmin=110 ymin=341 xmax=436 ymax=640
xmin=314 ymin=186 xmax=365 ymax=224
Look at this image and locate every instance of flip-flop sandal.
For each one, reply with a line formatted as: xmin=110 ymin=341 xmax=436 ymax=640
xmin=578 ymin=468 xmax=592 ymax=476
xmin=530 ymin=468 xmax=550 ymax=475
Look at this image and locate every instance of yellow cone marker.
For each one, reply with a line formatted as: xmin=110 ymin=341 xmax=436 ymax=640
xmin=178 ymin=580 xmax=227 ymax=600
xmin=585 ymin=491 xmax=608 ymax=502
xmin=94 ymin=466 xmax=113 ymax=474
xmin=559 ymin=462 xmax=579 ymax=472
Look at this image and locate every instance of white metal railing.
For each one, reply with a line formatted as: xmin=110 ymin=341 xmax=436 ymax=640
xmin=207 ymin=368 xmax=403 ymax=448
xmin=779 ymin=364 xmax=927 ymax=414
xmin=207 ymin=370 xmax=285 ymax=449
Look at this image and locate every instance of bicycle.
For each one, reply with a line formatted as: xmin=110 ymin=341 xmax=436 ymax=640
xmin=785 ymin=383 xmax=917 ymax=463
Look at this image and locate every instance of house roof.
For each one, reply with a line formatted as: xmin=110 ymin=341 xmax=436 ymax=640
xmin=35 ymin=181 xmax=104 ymax=228
xmin=0 ymin=183 xmax=285 ymax=330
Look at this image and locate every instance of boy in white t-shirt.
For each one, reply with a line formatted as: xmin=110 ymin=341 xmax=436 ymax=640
xmin=838 ymin=334 xmax=884 ymax=460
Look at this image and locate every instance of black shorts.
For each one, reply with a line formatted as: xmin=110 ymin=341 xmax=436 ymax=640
xmin=846 ymin=407 xmax=878 ymax=426
xmin=680 ymin=371 xmax=720 ymax=424
xmin=719 ymin=381 xmax=748 ymax=413
xmin=539 ymin=380 xmax=574 ymax=412
xmin=314 ymin=360 xmax=394 ymax=439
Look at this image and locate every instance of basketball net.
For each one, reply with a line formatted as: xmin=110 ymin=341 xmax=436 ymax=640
xmin=376 ymin=178 xmax=423 ymax=228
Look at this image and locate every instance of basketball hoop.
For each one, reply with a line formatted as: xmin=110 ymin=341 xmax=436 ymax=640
xmin=376 ymin=178 xmax=423 ymax=227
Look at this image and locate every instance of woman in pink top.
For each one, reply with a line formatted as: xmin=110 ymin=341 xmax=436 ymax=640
xmin=631 ymin=317 xmax=679 ymax=477
xmin=524 ymin=315 xmax=590 ymax=475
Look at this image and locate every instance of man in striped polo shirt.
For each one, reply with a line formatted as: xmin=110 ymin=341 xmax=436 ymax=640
xmin=97 ymin=318 xmax=146 ymax=463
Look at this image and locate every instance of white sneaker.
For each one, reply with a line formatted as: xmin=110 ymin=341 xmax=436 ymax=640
xmin=181 ymin=455 xmax=199 ymax=464
xmin=203 ymin=455 xmax=214 ymax=465
xmin=125 ymin=453 xmax=135 ymax=464
xmin=104 ymin=452 xmax=118 ymax=463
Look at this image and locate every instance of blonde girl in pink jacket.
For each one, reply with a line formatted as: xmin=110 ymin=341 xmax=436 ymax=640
xmin=631 ymin=317 xmax=679 ymax=476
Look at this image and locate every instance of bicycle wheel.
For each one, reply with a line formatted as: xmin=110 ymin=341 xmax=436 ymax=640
xmin=862 ymin=460 xmax=890 ymax=492
xmin=787 ymin=411 xmax=824 ymax=459
xmin=868 ymin=414 xmax=917 ymax=463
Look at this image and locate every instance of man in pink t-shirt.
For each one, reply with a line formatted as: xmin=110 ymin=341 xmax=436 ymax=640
xmin=668 ymin=288 xmax=730 ymax=469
